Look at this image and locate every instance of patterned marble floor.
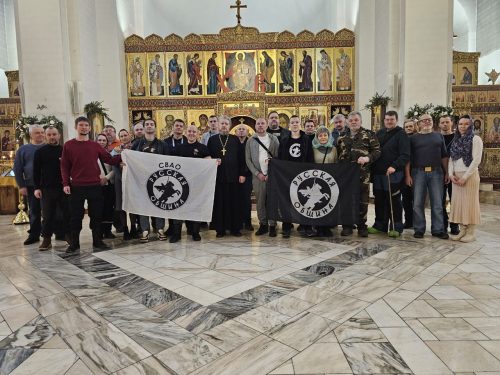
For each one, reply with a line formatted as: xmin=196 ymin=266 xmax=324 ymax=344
xmin=0 ymin=204 xmax=500 ymax=375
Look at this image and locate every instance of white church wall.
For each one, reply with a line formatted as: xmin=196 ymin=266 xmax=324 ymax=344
xmin=0 ymin=68 xmax=8 ymax=97
xmin=96 ymin=0 xmax=129 ymax=129
xmin=120 ymin=0 xmax=357 ymax=37
xmin=401 ymin=0 xmax=453 ymax=113
xmin=14 ymin=0 xmax=74 ymax=130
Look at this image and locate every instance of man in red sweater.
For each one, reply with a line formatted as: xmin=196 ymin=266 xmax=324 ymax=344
xmin=61 ymin=116 xmax=121 ymax=252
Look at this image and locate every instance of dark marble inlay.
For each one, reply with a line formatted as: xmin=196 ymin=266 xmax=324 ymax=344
xmin=54 ymin=239 xmax=393 ymax=340
xmin=174 ymin=307 xmax=230 ymax=334
xmin=209 ymin=297 xmax=257 ymax=319
xmin=0 ymin=316 xmax=55 ymax=350
xmin=139 ymin=287 xmax=181 ymax=309
xmin=153 ymin=297 xmax=203 ymax=321
xmin=0 ymin=348 xmax=35 ymax=375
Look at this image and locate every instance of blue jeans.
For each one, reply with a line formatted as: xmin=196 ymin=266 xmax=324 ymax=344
xmin=412 ymin=168 xmax=445 ymax=234
xmin=139 ymin=216 xmax=165 ymax=233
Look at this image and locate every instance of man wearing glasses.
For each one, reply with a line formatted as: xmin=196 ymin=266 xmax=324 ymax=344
xmin=405 ymin=114 xmax=449 ymax=239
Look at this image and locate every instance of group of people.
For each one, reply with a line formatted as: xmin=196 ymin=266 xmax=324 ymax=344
xmin=13 ymin=108 xmax=483 ymax=253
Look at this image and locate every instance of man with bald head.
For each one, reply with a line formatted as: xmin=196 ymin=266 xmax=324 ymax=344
xmin=246 ymin=117 xmax=279 ymax=236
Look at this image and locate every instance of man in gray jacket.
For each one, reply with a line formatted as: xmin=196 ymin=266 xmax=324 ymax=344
xmin=245 ymin=117 xmax=279 ymax=236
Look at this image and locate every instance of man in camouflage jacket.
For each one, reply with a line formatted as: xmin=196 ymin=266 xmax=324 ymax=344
xmin=337 ymin=111 xmax=381 ymax=237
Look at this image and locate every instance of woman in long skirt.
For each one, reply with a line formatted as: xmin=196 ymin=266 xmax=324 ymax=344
xmin=448 ymin=115 xmax=483 ymax=242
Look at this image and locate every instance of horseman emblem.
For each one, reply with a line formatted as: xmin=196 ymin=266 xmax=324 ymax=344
xmin=147 ymin=168 xmax=190 ymax=210
xmin=289 ymin=169 xmax=339 ymax=218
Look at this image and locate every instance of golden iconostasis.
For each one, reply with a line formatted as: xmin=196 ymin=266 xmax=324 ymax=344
xmin=125 ymin=26 xmax=355 ymax=136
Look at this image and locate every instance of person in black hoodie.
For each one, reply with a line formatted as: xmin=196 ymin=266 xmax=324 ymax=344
xmin=368 ymin=111 xmax=410 ymax=236
xmin=33 ymin=126 xmax=70 ymax=251
xmin=132 ymin=119 xmax=170 ymax=243
xmin=278 ymin=115 xmax=314 ymax=237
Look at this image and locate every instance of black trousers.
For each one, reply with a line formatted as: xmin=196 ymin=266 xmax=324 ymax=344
xmin=101 ymin=184 xmax=115 ymax=233
xmin=401 ymin=184 xmax=413 ymax=226
xmin=240 ymin=176 xmax=252 ymax=225
xmin=41 ymin=188 xmax=70 ymax=238
xmin=442 ymin=182 xmax=459 ymax=232
xmin=69 ymin=185 xmax=104 ymax=232
xmin=212 ymin=181 xmax=241 ymax=234
xmin=26 ymin=186 xmax=42 ymax=238
xmin=343 ymin=182 xmax=369 ymax=230
xmin=373 ymin=188 xmax=403 ymax=233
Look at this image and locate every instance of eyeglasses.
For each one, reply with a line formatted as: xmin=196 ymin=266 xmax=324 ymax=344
xmin=419 ymin=118 xmax=432 ymax=123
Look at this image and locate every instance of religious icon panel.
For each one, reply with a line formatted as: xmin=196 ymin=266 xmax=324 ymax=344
xmin=488 ymin=90 xmax=499 ymax=103
xmin=0 ymin=125 xmax=15 ymax=152
xmin=222 ymin=51 xmax=258 ymax=92
xmin=298 ymin=106 xmax=328 ymax=127
xmin=166 ymin=52 xmax=185 ymax=96
xmin=334 ymin=47 xmax=353 ymax=92
xmin=258 ymin=50 xmax=277 ymax=94
xmin=485 ymin=114 xmax=500 ymax=145
xmin=277 ymin=50 xmax=296 ymax=94
xmin=127 ymin=53 xmax=147 ymax=97
xmin=147 ymin=53 xmax=165 ymax=97
xmin=316 ymin=48 xmax=334 ymax=93
xmin=477 ymin=91 xmax=488 ymax=103
xmin=156 ymin=109 xmax=186 ymax=139
xmin=204 ymin=51 xmax=223 ymax=96
xmin=187 ymin=109 xmax=215 ymax=132
xmin=297 ymin=48 xmax=315 ymax=93
xmin=457 ymin=63 xmax=476 ymax=85
xmin=186 ymin=52 xmax=204 ymax=96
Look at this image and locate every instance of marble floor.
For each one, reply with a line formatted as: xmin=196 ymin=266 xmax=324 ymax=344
xmin=0 ymin=204 xmax=500 ymax=375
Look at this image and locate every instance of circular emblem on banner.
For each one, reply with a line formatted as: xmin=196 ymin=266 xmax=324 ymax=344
xmin=290 ymin=169 xmax=339 ymax=218
xmin=146 ymin=169 xmax=189 ymax=210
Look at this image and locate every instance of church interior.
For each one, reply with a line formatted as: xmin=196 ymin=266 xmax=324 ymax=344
xmin=1 ymin=0 xmax=500 ymax=374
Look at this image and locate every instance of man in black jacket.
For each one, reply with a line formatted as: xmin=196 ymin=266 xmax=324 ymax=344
xmin=368 ymin=111 xmax=410 ymax=237
xmin=33 ymin=126 xmax=70 ymax=250
xmin=132 ymin=119 xmax=170 ymax=242
xmin=278 ymin=115 xmax=314 ymax=237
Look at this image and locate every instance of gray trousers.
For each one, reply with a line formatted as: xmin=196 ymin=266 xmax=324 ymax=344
xmin=253 ymin=175 xmax=276 ymax=226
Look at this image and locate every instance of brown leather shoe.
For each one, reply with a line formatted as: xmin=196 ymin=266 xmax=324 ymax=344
xmin=39 ymin=237 xmax=52 ymax=251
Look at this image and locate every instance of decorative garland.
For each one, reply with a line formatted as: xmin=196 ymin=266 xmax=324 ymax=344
xmin=364 ymin=92 xmax=392 ymax=110
xmin=431 ymin=105 xmax=454 ymax=123
xmin=405 ymin=103 xmax=434 ymax=121
xmin=16 ymin=115 xmax=64 ymax=141
xmin=84 ymin=101 xmax=114 ymax=123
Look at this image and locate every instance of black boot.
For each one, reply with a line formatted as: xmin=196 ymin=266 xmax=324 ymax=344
xmin=92 ymin=229 xmax=110 ymax=250
xmin=65 ymin=231 xmax=80 ymax=253
xmin=169 ymin=223 xmax=182 ymax=243
xmin=123 ymin=227 xmax=131 ymax=241
xmin=191 ymin=222 xmax=201 ymax=241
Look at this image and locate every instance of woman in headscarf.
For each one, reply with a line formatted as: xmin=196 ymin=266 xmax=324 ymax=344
xmin=312 ymin=126 xmax=338 ymax=236
xmin=448 ymin=115 xmax=483 ymax=242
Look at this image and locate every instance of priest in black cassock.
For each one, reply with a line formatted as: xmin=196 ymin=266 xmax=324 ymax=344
xmin=207 ymin=115 xmax=247 ymax=237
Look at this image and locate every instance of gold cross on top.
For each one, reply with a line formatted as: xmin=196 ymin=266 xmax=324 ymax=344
xmin=230 ymin=0 xmax=247 ymax=25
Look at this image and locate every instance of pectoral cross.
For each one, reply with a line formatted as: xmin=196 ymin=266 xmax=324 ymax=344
xmin=230 ymin=0 xmax=247 ymax=25
xmin=222 ymin=148 xmax=226 ymax=156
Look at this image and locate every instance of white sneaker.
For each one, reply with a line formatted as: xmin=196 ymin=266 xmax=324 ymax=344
xmin=158 ymin=229 xmax=167 ymax=241
xmin=140 ymin=231 xmax=149 ymax=243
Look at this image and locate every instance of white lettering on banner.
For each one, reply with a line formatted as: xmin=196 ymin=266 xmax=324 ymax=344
xmin=289 ymin=169 xmax=339 ymax=218
xmin=121 ymin=149 xmax=217 ymax=222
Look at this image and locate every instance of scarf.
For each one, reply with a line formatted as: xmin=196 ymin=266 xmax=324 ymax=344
xmin=312 ymin=127 xmax=334 ymax=153
xmin=449 ymin=124 xmax=474 ymax=167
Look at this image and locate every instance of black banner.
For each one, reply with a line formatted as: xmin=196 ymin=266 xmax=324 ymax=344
xmin=267 ymin=160 xmax=360 ymax=226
